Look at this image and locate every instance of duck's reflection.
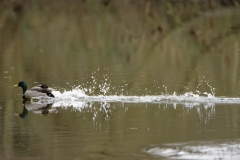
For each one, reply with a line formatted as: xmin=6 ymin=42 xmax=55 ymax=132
xmin=19 ymin=100 xmax=57 ymax=118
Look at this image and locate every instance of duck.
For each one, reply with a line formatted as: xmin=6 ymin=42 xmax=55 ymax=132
xmin=14 ymin=81 xmax=55 ymax=99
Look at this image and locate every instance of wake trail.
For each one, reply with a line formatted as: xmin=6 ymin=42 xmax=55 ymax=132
xmin=35 ymin=88 xmax=240 ymax=107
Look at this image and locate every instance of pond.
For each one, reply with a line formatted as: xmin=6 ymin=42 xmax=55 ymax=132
xmin=1 ymin=2 xmax=240 ymax=160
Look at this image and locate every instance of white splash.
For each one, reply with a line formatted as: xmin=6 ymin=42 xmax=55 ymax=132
xmin=46 ymin=88 xmax=240 ymax=106
xmin=40 ymin=88 xmax=240 ymax=108
xmin=144 ymin=140 xmax=240 ymax=159
xmin=35 ymin=73 xmax=237 ymax=109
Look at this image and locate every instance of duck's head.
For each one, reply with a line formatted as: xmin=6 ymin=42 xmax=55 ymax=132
xmin=14 ymin=81 xmax=27 ymax=88
xmin=14 ymin=81 xmax=27 ymax=93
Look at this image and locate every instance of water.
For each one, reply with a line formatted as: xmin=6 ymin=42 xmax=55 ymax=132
xmin=7 ymin=83 xmax=240 ymax=159
xmin=1 ymin=2 xmax=240 ymax=160
xmin=144 ymin=140 xmax=240 ymax=159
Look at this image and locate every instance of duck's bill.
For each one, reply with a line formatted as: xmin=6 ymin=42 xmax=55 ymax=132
xmin=13 ymin=84 xmax=19 ymax=87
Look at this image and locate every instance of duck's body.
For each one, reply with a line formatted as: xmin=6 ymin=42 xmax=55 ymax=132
xmin=14 ymin=81 xmax=55 ymax=99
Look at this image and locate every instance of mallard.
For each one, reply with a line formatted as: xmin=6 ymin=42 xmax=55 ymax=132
xmin=14 ymin=81 xmax=55 ymax=99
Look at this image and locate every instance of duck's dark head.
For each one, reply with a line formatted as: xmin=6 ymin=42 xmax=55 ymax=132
xmin=14 ymin=81 xmax=27 ymax=94
xmin=15 ymin=81 xmax=27 ymax=87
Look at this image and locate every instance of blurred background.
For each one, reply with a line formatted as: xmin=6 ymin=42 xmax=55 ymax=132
xmin=1 ymin=0 xmax=240 ymax=96
xmin=1 ymin=0 xmax=240 ymax=159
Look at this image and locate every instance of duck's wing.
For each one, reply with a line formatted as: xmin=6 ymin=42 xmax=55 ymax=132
xmin=30 ymin=85 xmax=54 ymax=93
xmin=24 ymin=84 xmax=55 ymax=98
xmin=24 ymin=90 xmax=48 ymax=99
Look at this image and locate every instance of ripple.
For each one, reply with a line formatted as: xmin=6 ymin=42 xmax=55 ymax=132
xmin=143 ymin=140 xmax=240 ymax=159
